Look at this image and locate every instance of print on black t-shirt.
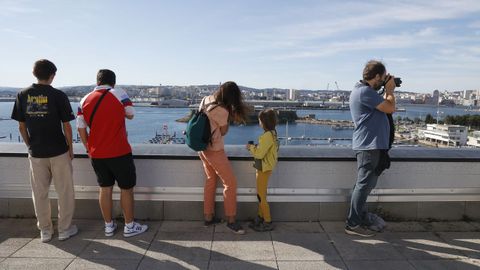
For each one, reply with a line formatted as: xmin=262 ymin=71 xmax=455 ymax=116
xmin=27 ymin=95 xmax=49 ymax=117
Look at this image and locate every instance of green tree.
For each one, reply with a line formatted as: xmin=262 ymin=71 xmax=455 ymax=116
xmin=441 ymin=114 xmax=480 ymax=128
xmin=425 ymin=114 xmax=435 ymax=124
xmin=444 ymin=115 xmax=455 ymax=125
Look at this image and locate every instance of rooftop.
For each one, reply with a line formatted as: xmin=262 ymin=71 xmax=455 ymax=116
xmin=1 ymin=144 xmax=480 ymax=269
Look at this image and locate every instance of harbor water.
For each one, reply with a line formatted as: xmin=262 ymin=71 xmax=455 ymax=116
xmin=1 ymin=102 xmax=479 ymax=146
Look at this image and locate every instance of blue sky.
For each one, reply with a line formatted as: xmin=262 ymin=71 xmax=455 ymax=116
xmin=0 ymin=0 xmax=479 ymax=92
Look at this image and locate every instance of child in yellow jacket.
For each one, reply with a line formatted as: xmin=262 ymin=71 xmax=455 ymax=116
xmin=246 ymin=109 xmax=279 ymax=232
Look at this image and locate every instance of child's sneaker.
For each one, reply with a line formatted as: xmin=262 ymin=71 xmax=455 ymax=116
xmin=253 ymin=222 xmax=274 ymax=232
xmin=58 ymin=225 xmax=78 ymax=241
xmin=40 ymin=230 xmax=53 ymax=243
xmin=226 ymin=222 xmax=245 ymax=235
xmin=105 ymin=221 xmax=117 ymax=237
xmin=123 ymin=222 xmax=148 ymax=237
xmin=204 ymin=216 xmax=223 ymax=227
xmin=248 ymin=216 xmax=264 ymax=229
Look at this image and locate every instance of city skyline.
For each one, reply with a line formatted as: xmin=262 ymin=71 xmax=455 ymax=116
xmin=0 ymin=0 xmax=479 ymax=92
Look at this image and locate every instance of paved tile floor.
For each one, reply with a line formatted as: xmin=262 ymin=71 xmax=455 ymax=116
xmin=0 ymin=219 xmax=479 ymax=269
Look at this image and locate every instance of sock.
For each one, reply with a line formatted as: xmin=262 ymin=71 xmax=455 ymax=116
xmin=105 ymin=220 xmax=114 ymax=227
xmin=126 ymin=221 xmax=134 ymax=228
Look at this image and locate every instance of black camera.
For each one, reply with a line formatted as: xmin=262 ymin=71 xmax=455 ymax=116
xmin=394 ymin=77 xmax=402 ymax=87
xmin=377 ymin=76 xmax=402 ymax=95
xmin=248 ymin=140 xmax=254 ymax=145
xmin=384 ymin=76 xmax=401 ymax=87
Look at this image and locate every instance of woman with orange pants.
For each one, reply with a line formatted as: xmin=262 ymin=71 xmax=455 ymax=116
xmin=199 ymin=81 xmax=249 ymax=234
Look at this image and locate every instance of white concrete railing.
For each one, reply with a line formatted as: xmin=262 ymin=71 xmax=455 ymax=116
xmin=1 ymin=143 xmax=480 ymax=203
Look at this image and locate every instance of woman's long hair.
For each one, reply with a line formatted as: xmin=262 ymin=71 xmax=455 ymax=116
xmin=213 ymin=81 xmax=249 ymax=124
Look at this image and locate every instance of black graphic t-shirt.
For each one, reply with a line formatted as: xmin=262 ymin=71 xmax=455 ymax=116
xmin=11 ymin=84 xmax=75 ymax=158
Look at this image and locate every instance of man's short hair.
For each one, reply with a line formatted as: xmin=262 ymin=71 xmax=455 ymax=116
xmin=33 ymin=59 xmax=57 ymax=81
xmin=363 ymin=60 xmax=386 ymax=81
xmin=97 ymin=69 xmax=116 ymax=86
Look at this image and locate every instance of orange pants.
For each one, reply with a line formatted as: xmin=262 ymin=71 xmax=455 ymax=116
xmin=199 ymin=150 xmax=237 ymax=217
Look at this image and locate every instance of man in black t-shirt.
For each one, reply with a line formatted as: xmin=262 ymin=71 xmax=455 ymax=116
xmin=11 ymin=59 xmax=77 ymax=242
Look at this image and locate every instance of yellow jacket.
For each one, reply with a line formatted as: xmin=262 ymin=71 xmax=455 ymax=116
xmin=248 ymin=130 xmax=279 ymax=172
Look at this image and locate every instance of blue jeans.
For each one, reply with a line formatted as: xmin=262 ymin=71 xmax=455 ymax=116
xmin=347 ymin=150 xmax=381 ymax=227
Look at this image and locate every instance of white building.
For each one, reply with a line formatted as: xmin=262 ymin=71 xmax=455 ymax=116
xmin=421 ymin=124 xmax=468 ymax=147
xmin=464 ymin=90 xmax=476 ymax=100
xmin=467 ymin=131 xmax=480 ymax=148
xmin=288 ymin=89 xmax=296 ymax=101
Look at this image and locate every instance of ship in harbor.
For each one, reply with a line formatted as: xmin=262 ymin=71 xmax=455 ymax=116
xmin=147 ymin=124 xmax=185 ymax=144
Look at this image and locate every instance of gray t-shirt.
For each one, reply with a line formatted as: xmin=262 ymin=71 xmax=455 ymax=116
xmin=349 ymin=82 xmax=390 ymax=150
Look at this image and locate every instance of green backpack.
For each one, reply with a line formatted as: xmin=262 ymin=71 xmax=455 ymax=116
xmin=185 ymin=98 xmax=217 ymax=151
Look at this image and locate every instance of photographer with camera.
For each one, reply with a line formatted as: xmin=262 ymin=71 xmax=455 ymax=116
xmin=345 ymin=60 xmax=398 ymax=237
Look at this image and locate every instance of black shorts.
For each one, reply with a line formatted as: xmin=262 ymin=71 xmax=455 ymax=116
xmin=91 ymin=153 xmax=136 ymax=189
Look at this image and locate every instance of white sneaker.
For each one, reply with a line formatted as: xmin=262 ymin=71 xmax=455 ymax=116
xmin=58 ymin=225 xmax=78 ymax=241
xmin=40 ymin=230 xmax=53 ymax=243
xmin=123 ymin=222 xmax=148 ymax=238
xmin=105 ymin=222 xmax=117 ymax=237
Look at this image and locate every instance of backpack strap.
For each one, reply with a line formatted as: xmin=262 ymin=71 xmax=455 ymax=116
xmin=200 ymin=96 xmax=219 ymax=112
xmin=88 ymin=88 xmax=111 ymax=128
xmin=199 ymin=96 xmax=207 ymax=111
xmin=205 ymin=103 xmax=218 ymax=112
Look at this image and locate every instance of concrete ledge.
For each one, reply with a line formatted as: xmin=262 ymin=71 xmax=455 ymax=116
xmin=1 ymin=198 xmax=479 ymax=221
xmin=417 ymin=202 xmax=466 ymax=221
xmin=466 ymin=202 xmax=480 ymax=220
xmin=1 ymin=143 xmax=480 ymax=221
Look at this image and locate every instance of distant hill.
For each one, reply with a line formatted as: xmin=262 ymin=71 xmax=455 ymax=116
xmin=1 ymin=85 xmax=303 ymax=92
xmin=58 ymin=85 xmax=95 ymax=96
xmin=0 ymin=87 xmax=20 ymax=96
xmin=0 ymin=87 xmax=21 ymax=91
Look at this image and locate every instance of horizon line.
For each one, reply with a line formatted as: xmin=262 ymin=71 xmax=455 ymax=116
xmin=0 ymin=84 xmax=473 ymax=94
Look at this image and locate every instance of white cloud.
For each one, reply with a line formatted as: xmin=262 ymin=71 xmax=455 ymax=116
xmin=466 ymin=46 xmax=480 ymax=55
xmin=274 ymin=28 xmax=444 ymax=59
xmin=435 ymin=45 xmax=480 ymax=62
xmin=416 ymin=27 xmax=438 ymax=37
xmin=383 ymin=57 xmax=412 ymax=63
xmin=282 ymin=1 xmax=480 ymax=40
xmin=0 ymin=0 xmax=41 ymax=16
xmin=1 ymin=28 xmax=35 ymax=39
xmin=383 ymin=0 xmax=480 ymax=21
xmin=469 ymin=21 xmax=480 ymax=28
xmin=227 ymin=0 xmax=480 ymax=53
